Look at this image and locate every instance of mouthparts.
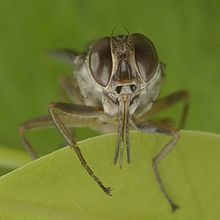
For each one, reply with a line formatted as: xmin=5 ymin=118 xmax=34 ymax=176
xmin=114 ymin=95 xmax=131 ymax=168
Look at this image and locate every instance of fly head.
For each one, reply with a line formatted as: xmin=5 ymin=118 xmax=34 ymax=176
xmin=88 ymin=33 xmax=162 ymax=165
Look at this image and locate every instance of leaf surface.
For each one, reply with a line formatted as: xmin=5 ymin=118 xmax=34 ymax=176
xmin=0 ymin=131 xmax=219 ymax=220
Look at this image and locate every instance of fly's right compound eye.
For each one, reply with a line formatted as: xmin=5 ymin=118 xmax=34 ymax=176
xmin=89 ymin=37 xmax=113 ymax=87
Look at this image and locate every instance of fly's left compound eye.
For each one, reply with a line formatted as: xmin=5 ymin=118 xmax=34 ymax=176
xmin=89 ymin=37 xmax=112 ymax=87
xmin=132 ymin=33 xmax=158 ymax=82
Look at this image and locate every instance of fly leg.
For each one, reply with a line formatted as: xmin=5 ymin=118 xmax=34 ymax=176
xmin=51 ymin=49 xmax=84 ymax=104
xmin=18 ymin=103 xmax=103 ymax=161
xmin=59 ymin=74 xmax=85 ymax=139
xmin=59 ymin=74 xmax=84 ymax=104
xmin=19 ymin=72 xmax=84 ymax=159
xmin=136 ymin=90 xmax=189 ymax=128
xmin=19 ymin=115 xmax=54 ymax=159
xmin=48 ymin=102 xmax=112 ymax=195
xmin=132 ymin=120 xmax=180 ymax=212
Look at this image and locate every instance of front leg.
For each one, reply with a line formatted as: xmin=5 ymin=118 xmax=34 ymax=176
xmin=132 ymin=120 xmax=180 ymax=212
xmin=48 ymin=102 xmax=112 ymax=195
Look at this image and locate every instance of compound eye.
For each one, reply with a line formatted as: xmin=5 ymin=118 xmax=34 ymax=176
xmin=89 ymin=37 xmax=112 ymax=87
xmin=132 ymin=33 xmax=158 ymax=82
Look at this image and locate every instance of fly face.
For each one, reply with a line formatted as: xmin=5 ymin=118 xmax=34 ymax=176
xmin=87 ymin=33 xmax=163 ymax=166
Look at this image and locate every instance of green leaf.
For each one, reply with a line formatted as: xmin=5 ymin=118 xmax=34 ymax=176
xmin=0 ymin=130 xmax=219 ymax=220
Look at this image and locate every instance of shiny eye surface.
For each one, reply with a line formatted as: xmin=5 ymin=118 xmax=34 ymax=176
xmin=132 ymin=33 xmax=158 ymax=82
xmin=89 ymin=37 xmax=112 ymax=87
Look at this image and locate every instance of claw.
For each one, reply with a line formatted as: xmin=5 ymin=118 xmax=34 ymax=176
xmin=104 ymin=186 xmax=113 ymax=196
xmin=171 ymin=202 xmax=180 ymax=213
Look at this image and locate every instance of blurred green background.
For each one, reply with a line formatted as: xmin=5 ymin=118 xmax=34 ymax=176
xmin=0 ymin=0 xmax=219 ymax=155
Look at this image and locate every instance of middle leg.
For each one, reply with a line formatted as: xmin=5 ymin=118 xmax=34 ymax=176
xmin=136 ymin=90 xmax=189 ymax=129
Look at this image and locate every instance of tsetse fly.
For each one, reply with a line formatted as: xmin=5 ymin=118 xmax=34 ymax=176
xmin=19 ymin=33 xmax=189 ymax=212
